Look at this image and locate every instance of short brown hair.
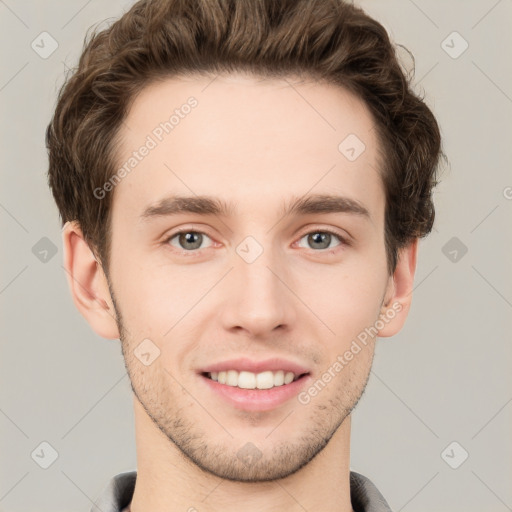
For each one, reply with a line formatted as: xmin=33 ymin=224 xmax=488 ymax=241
xmin=46 ymin=0 xmax=443 ymax=277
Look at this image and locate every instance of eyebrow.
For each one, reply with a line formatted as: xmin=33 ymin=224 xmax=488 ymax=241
xmin=139 ymin=193 xmax=371 ymax=222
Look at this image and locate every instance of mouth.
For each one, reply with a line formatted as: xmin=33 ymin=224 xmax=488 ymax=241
xmin=198 ymin=366 xmax=312 ymax=412
xmin=201 ymin=370 xmax=309 ymax=390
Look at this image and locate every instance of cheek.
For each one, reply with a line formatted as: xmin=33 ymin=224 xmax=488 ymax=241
xmin=300 ymin=260 xmax=385 ymax=344
xmin=110 ymin=261 xmax=176 ymax=342
xmin=113 ymin=261 xmax=209 ymax=362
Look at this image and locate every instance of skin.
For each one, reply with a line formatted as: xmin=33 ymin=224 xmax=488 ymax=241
xmin=62 ymin=73 xmax=417 ymax=512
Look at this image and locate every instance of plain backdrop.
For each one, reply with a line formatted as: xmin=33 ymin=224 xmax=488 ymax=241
xmin=1 ymin=1 xmax=511 ymax=511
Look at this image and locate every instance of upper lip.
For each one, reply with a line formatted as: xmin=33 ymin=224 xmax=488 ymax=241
xmin=199 ymin=357 xmax=310 ymax=375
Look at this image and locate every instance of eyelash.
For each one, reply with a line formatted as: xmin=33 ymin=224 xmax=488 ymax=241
xmin=162 ymin=227 xmax=350 ymax=257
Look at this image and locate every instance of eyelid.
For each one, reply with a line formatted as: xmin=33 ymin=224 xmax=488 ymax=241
xmin=296 ymin=225 xmax=352 ymax=245
xmin=163 ymin=226 xmax=216 ymax=252
xmin=162 ymin=224 xmax=352 ymax=255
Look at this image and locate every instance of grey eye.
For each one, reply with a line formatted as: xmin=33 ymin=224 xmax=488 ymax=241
xmin=297 ymin=231 xmax=342 ymax=250
xmin=168 ymin=231 xmax=212 ymax=251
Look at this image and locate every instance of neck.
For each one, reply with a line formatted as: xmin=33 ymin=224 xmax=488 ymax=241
xmin=128 ymin=398 xmax=355 ymax=512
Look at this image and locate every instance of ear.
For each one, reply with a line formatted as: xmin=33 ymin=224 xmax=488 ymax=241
xmin=62 ymin=221 xmax=120 ymax=340
xmin=377 ymin=238 xmax=418 ymax=337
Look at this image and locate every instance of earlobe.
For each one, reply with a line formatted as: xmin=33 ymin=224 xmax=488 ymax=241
xmin=62 ymin=221 xmax=120 ymax=340
xmin=377 ymin=238 xmax=418 ymax=338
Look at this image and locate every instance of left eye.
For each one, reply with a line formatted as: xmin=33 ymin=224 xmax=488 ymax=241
xmin=296 ymin=230 xmax=345 ymax=251
xmin=164 ymin=229 xmax=346 ymax=253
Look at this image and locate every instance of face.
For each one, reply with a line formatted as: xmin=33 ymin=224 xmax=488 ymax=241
xmin=105 ymin=73 xmax=394 ymax=481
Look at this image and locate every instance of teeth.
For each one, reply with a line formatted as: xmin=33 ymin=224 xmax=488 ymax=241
xmin=208 ymin=370 xmax=300 ymax=389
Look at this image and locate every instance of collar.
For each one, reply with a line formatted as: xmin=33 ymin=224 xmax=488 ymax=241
xmin=90 ymin=469 xmax=392 ymax=512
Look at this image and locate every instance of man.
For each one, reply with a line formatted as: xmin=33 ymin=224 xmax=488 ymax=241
xmin=46 ymin=0 xmax=442 ymax=510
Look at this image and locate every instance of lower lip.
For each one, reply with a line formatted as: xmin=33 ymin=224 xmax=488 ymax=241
xmin=199 ymin=373 xmax=311 ymax=412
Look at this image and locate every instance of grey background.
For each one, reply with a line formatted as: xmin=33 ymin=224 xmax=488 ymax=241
xmin=1 ymin=1 xmax=511 ymax=511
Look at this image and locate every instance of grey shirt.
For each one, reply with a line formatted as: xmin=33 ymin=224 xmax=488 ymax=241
xmin=90 ymin=470 xmax=393 ymax=511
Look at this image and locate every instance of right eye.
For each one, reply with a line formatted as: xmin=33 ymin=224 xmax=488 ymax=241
xmin=164 ymin=230 xmax=215 ymax=253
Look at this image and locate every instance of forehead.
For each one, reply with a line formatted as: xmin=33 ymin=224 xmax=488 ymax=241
xmin=111 ymin=73 xmax=384 ymax=226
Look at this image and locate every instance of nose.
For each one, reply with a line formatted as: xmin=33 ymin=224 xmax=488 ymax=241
xmin=218 ymin=242 xmax=297 ymax=338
